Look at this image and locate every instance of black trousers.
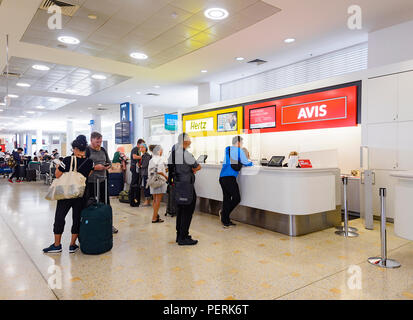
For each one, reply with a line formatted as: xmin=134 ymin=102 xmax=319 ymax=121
xmin=53 ymin=198 xmax=84 ymax=234
xmin=86 ymin=180 xmax=110 ymax=205
xmin=10 ymin=165 xmax=22 ymax=180
xmin=176 ymin=189 xmax=197 ymax=241
xmin=219 ymin=176 xmax=241 ymax=224
xmin=129 ymin=169 xmax=141 ymax=206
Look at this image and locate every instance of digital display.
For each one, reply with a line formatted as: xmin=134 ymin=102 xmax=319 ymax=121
xmin=249 ymin=106 xmax=276 ymax=129
xmin=217 ymin=111 xmax=238 ymax=132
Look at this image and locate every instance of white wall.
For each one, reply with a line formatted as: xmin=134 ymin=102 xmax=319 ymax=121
xmin=368 ymin=19 xmax=413 ymax=68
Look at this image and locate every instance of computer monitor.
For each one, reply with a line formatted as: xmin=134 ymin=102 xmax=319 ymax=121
xmin=268 ymin=156 xmax=285 ymax=167
xmin=197 ymin=155 xmax=208 ymax=163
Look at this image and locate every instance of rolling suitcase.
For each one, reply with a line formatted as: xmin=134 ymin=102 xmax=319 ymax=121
xmin=79 ymin=179 xmax=113 ymax=255
xmin=26 ymin=169 xmax=37 ymax=182
xmin=18 ymin=164 xmax=26 ymax=180
xmin=166 ymin=183 xmax=177 ymax=217
xmin=108 ymin=172 xmax=123 ymax=196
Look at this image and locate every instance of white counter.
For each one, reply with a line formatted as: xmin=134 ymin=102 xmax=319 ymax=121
xmin=194 ymin=164 xmax=341 ymax=216
xmin=390 ymin=171 xmax=413 ymax=241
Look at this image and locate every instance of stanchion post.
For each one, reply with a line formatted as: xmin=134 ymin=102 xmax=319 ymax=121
xmin=368 ymin=188 xmax=401 ymax=268
xmin=335 ymin=177 xmax=359 ymax=237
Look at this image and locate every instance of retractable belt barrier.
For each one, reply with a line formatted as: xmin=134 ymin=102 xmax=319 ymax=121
xmin=335 ymin=176 xmax=359 ymax=237
xmin=368 ymin=188 xmax=401 ymax=269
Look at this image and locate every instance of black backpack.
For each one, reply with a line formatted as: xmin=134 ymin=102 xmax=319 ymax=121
xmin=228 ymin=147 xmax=242 ymax=172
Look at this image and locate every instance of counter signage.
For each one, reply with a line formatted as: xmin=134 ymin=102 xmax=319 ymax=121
xmin=298 ymin=159 xmax=312 ymax=168
xmin=186 ymin=117 xmax=214 ymax=133
xmin=217 ymin=111 xmax=238 ymax=132
xmin=164 ymin=114 xmax=178 ymax=131
xmin=243 ymin=84 xmax=359 ymax=134
xmin=282 ymin=97 xmax=347 ymax=125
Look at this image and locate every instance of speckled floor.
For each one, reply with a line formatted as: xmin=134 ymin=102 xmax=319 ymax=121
xmin=1 ymin=179 xmax=413 ymax=300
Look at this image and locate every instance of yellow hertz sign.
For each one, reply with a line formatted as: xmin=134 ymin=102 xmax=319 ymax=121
xmin=183 ymin=106 xmax=243 ymax=137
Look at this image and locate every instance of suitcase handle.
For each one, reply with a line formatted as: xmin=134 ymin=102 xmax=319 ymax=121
xmin=95 ymin=177 xmax=108 ymax=205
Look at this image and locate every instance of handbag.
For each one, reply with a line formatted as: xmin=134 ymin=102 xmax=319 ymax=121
xmin=228 ymin=147 xmax=242 ymax=172
xmin=171 ymin=148 xmax=194 ymax=205
xmin=45 ymin=156 xmax=87 ymax=201
xmin=146 ymin=162 xmax=167 ymax=189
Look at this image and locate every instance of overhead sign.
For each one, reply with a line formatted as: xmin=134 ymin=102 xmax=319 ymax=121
xmin=282 ymin=97 xmax=347 ymax=125
xmin=249 ymin=106 xmax=276 ymax=129
xmin=244 ymin=83 xmax=359 ymax=134
xmin=164 ymin=114 xmax=178 ymax=131
xmin=120 ymin=102 xmax=130 ymax=122
xmin=186 ymin=117 xmax=214 ymax=133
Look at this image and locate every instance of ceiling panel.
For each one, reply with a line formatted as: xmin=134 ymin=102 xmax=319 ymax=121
xmin=21 ymin=0 xmax=282 ymax=68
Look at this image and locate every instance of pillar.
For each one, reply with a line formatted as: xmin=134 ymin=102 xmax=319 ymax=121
xmin=198 ymin=82 xmax=220 ymax=106
xmin=131 ymin=103 xmax=144 ymax=144
xmin=36 ymin=128 xmax=43 ymax=154
xmin=27 ymin=133 xmax=32 ymax=156
xmin=91 ymin=114 xmax=102 ymax=134
xmin=66 ymin=120 xmax=73 ymax=156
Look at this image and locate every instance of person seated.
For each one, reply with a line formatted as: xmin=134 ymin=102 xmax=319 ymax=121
xmin=283 ymin=151 xmax=300 ymax=168
xmin=29 ymin=157 xmax=41 ymax=165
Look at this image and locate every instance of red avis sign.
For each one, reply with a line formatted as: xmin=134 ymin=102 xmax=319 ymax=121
xmin=281 ymin=97 xmax=347 ymax=125
xmin=244 ymin=84 xmax=358 ymax=134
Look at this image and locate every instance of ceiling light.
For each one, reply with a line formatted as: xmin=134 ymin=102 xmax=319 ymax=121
xmin=136 ymin=91 xmax=141 ymax=95
xmin=98 ymin=104 xmax=102 ymax=106
xmin=284 ymin=38 xmax=296 ymax=43
xmin=26 ymin=111 xmax=35 ymax=114
xmin=36 ymin=106 xmax=46 ymax=109
xmin=7 ymin=94 xmax=19 ymax=98
xmin=204 ymin=8 xmax=229 ymax=20
xmin=88 ymin=107 xmax=93 ymax=110
xmin=0 ymin=109 xmax=3 ymax=112
xmin=154 ymin=85 xmax=160 ymax=89
xmin=65 ymin=89 xmax=77 ymax=94
xmin=57 ymin=36 xmax=80 ymax=45
xmin=201 ymin=70 xmax=208 ymax=73
xmin=236 ymin=57 xmax=245 ymax=61
xmin=19 ymin=115 xmax=27 ymax=118
xmin=48 ymin=98 xmax=59 ymax=102
xmin=88 ymin=14 xmax=98 ymax=20
xmin=91 ymin=74 xmax=107 ymax=80
xmin=16 ymin=82 xmax=31 ymax=88
xmin=32 ymin=64 xmax=50 ymax=71
xmin=130 ymin=52 xmax=148 ymax=60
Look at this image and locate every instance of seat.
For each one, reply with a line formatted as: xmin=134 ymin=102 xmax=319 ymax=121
xmin=28 ymin=162 xmax=41 ymax=181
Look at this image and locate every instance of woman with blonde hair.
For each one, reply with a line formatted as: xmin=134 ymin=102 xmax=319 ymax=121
xmin=147 ymin=145 xmax=168 ymax=223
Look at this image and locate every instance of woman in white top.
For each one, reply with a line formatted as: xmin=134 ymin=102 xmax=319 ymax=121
xmin=148 ymin=145 xmax=168 ymax=223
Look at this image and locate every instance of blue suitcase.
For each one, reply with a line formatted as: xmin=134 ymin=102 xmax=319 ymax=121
xmin=108 ymin=172 xmax=123 ymax=196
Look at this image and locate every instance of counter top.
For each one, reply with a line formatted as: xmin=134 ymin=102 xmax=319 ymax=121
xmin=390 ymin=171 xmax=413 ymax=179
xmin=201 ymin=163 xmax=339 ymax=174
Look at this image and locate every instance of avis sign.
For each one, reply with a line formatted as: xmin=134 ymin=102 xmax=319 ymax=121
xmin=282 ymin=97 xmax=347 ymax=125
xmin=186 ymin=117 xmax=214 ymax=133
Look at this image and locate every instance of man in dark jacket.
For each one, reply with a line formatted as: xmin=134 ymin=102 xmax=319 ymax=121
xmin=129 ymin=138 xmax=145 ymax=207
xmin=8 ymin=148 xmax=23 ymax=183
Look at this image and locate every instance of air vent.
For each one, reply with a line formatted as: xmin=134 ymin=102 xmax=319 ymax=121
xmin=146 ymin=93 xmax=160 ymax=96
xmin=97 ymin=107 xmax=107 ymax=111
xmin=247 ymin=59 xmax=268 ymax=66
xmin=39 ymin=0 xmax=80 ymax=17
xmin=2 ymin=71 xmax=21 ymax=78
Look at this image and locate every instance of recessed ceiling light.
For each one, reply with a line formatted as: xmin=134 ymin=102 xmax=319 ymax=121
xmin=130 ymin=52 xmax=148 ymax=60
xmin=88 ymin=14 xmax=98 ymax=20
xmin=154 ymin=85 xmax=160 ymax=89
xmin=284 ymin=38 xmax=296 ymax=43
xmin=88 ymin=107 xmax=93 ymax=110
xmin=7 ymin=94 xmax=19 ymax=98
xmin=98 ymin=104 xmax=102 ymax=106
xmin=26 ymin=111 xmax=35 ymax=114
xmin=236 ymin=57 xmax=245 ymax=61
xmin=36 ymin=106 xmax=46 ymax=109
xmin=48 ymin=98 xmax=59 ymax=102
xmin=0 ymin=109 xmax=3 ymax=112
xmin=16 ymin=82 xmax=31 ymax=88
xmin=32 ymin=64 xmax=50 ymax=71
xmin=19 ymin=115 xmax=27 ymax=118
xmin=201 ymin=70 xmax=208 ymax=73
xmin=65 ymin=89 xmax=77 ymax=94
xmin=204 ymin=8 xmax=229 ymax=20
xmin=91 ymin=74 xmax=107 ymax=80
xmin=57 ymin=36 xmax=80 ymax=45
xmin=136 ymin=91 xmax=141 ymax=95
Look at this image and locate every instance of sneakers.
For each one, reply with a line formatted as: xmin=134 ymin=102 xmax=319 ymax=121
xmin=223 ymin=224 xmax=230 ymax=229
xmin=178 ymin=238 xmax=198 ymax=246
xmin=43 ymin=243 xmax=62 ymax=254
xmin=8 ymin=179 xmax=13 ymax=183
xmin=176 ymin=234 xmax=192 ymax=243
xmin=69 ymin=244 xmax=79 ymax=253
xmin=229 ymin=221 xmax=237 ymax=226
xmin=112 ymin=226 xmax=119 ymax=234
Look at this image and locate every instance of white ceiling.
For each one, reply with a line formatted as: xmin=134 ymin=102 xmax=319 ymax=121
xmin=1 ymin=0 xmax=413 ymax=133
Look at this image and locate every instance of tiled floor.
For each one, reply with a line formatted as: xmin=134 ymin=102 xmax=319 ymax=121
xmin=1 ymin=179 xmax=413 ymax=300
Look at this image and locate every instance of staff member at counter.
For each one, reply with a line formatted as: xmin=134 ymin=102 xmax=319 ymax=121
xmin=219 ymin=136 xmax=253 ymax=228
